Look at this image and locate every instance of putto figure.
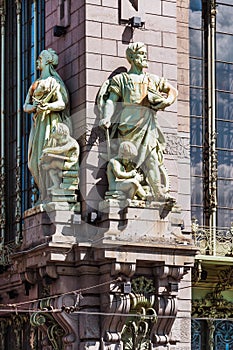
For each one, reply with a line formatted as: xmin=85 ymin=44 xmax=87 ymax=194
xmin=24 ymin=48 xmax=71 ymax=201
xmin=107 ymin=141 xmax=149 ymax=201
xmin=99 ymin=42 xmax=178 ymax=202
xmin=40 ymin=123 xmax=79 ymax=192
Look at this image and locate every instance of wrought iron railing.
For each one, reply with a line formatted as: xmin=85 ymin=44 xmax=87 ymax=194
xmin=192 ymin=220 xmax=233 ymax=257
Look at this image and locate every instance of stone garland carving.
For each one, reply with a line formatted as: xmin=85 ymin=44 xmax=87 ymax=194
xmin=98 ymin=42 xmax=178 ymax=205
xmin=164 ymin=134 xmax=190 ymax=159
xmin=81 ymin=122 xmax=189 ymax=161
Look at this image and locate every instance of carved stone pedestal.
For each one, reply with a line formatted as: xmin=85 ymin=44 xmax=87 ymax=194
xmin=22 ymin=202 xmax=81 ymax=249
xmin=0 ymin=199 xmax=197 ymax=350
xmin=97 ymin=198 xmax=185 ymax=245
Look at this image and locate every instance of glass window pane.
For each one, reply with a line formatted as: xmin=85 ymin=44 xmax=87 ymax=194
xmin=217 ymin=120 xmax=233 ymax=150
xmin=191 ymin=206 xmax=204 ymax=226
xmin=217 ymin=208 xmax=233 ymax=229
xmin=191 ymin=176 xmax=203 ymax=205
xmin=190 ymin=59 xmax=203 ymax=87
xmin=218 ymin=150 xmax=233 ymax=178
xmin=217 ymin=92 xmax=233 ymax=120
xmin=189 ymin=0 xmax=202 ymax=29
xmin=216 ymin=4 xmax=233 ymax=35
xmin=191 ymin=117 xmax=203 ymax=146
xmin=190 ymin=88 xmax=203 ymax=116
xmin=191 ymin=147 xmax=203 ymax=175
xmin=216 ymin=33 xmax=233 ymax=63
xmin=190 ymin=29 xmax=203 ymax=57
xmin=216 ymin=62 xmax=233 ymax=92
xmin=217 ymin=0 xmax=233 ymax=5
xmin=217 ymin=179 xmax=233 ymax=209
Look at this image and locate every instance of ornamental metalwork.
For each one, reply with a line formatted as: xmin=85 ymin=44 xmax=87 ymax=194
xmin=0 ymin=314 xmax=33 ymax=350
xmin=0 ymin=241 xmax=17 ymax=265
xmin=191 ymin=320 xmax=233 ymax=350
xmin=215 ymin=321 xmax=233 ymax=349
xmin=30 ymin=311 xmax=65 ymax=350
xmin=192 ymin=219 xmax=233 ymax=256
xmin=192 ymin=267 xmax=233 ymax=319
xmin=122 ymin=277 xmax=157 ymax=350
xmin=191 ymin=320 xmax=202 ymax=350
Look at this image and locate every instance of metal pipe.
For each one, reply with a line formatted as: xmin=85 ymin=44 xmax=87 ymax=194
xmin=0 ymin=0 xmax=6 ymax=245
xmin=15 ymin=0 xmax=22 ymax=244
xmin=206 ymin=0 xmax=217 ymax=254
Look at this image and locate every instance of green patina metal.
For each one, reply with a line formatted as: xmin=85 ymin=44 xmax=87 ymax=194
xmin=122 ymin=276 xmax=157 ymax=350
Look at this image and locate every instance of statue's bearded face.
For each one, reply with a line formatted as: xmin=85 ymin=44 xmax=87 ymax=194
xmin=133 ymin=47 xmax=148 ymax=69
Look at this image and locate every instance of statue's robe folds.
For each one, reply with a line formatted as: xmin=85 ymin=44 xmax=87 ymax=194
xmin=109 ymin=72 xmax=167 ymax=170
xmin=27 ymin=76 xmax=70 ymax=198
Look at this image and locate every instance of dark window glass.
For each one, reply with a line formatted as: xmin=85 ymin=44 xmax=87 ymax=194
xmin=189 ymin=0 xmax=202 ymax=28
xmin=217 ymin=92 xmax=233 ymax=121
xmin=191 ymin=176 xmax=203 ymax=204
xmin=217 ymin=121 xmax=233 ymax=150
xmin=217 ymin=208 xmax=233 ymax=228
xmin=216 ymin=4 xmax=233 ymax=35
xmin=218 ymin=150 xmax=233 ymax=178
xmin=216 ymin=62 xmax=233 ymax=92
xmin=216 ymin=33 xmax=233 ymax=63
xmin=190 ymin=59 xmax=203 ymax=87
xmin=190 ymin=88 xmax=203 ymax=116
xmin=191 ymin=206 xmax=203 ymax=226
xmin=190 ymin=29 xmax=203 ymax=57
xmin=191 ymin=117 xmax=203 ymax=146
xmin=218 ymin=179 xmax=233 ymax=207
xmin=191 ymin=147 xmax=203 ymax=176
xmin=4 ymin=0 xmax=44 ymax=241
xmin=217 ymin=0 xmax=233 ymax=5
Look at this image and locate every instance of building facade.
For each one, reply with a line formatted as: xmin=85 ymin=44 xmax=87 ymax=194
xmin=1 ymin=0 xmax=232 ymax=349
xmin=190 ymin=0 xmax=233 ymax=349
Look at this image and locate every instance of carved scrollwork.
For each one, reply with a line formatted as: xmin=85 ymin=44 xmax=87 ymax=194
xmin=151 ymin=295 xmax=177 ymax=346
xmin=101 ymin=280 xmax=131 ymax=345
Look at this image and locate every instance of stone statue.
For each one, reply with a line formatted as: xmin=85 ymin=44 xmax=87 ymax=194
xmin=107 ymin=141 xmax=149 ymax=200
xmin=98 ymin=42 xmax=178 ymax=202
xmin=23 ymin=48 xmax=72 ymax=201
xmin=39 ymin=123 xmax=79 ymax=193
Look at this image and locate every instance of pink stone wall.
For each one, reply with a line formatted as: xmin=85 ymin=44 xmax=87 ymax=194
xmin=45 ymin=0 xmax=191 ymax=225
xmin=45 ymin=0 xmax=86 ymax=113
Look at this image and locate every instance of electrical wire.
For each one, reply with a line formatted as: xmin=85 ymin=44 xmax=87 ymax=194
xmin=1 ymin=277 xmax=121 ymax=309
